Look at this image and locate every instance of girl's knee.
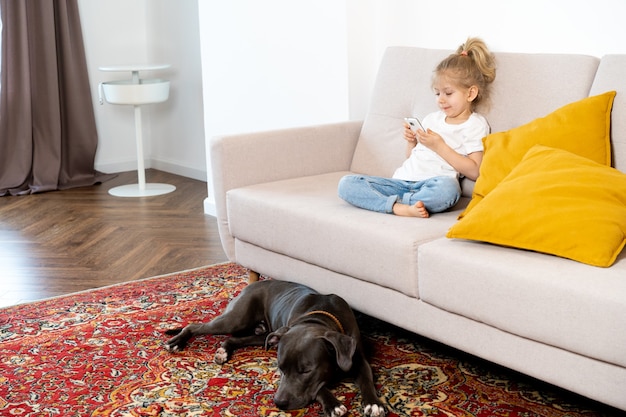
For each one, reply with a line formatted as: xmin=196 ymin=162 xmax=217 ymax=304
xmin=338 ymin=175 xmax=360 ymax=198
xmin=423 ymin=177 xmax=461 ymax=211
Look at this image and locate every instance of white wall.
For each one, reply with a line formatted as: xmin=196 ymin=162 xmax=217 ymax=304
xmin=346 ymin=0 xmax=626 ymax=121
xmin=198 ymin=1 xmax=350 ymax=215
xmin=146 ymin=0 xmax=206 ymax=180
xmin=79 ymin=0 xmax=206 ymax=180
xmin=79 ymin=0 xmax=149 ymax=173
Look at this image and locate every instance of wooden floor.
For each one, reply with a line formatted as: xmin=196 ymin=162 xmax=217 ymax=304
xmin=0 ymin=170 xmax=228 ymax=307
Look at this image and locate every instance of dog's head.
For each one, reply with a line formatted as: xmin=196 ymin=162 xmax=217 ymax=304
xmin=265 ymin=324 xmax=357 ymax=410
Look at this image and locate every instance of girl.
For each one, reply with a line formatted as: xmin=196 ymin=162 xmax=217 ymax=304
xmin=338 ymin=37 xmax=496 ymax=218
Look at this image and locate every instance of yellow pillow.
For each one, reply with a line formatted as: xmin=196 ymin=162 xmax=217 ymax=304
xmin=462 ymin=91 xmax=615 ymax=217
xmin=447 ymin=145 xmax=626 ymax=267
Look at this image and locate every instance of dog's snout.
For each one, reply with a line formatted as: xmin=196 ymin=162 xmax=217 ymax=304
xmin=274 ymin=387 xmax=309 ymax=411
xmin=273 ymin=395 xmax=290 ymax=410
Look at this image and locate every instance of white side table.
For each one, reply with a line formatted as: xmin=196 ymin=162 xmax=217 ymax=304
xmin=99 ymin=64 xmax=176 ymax=197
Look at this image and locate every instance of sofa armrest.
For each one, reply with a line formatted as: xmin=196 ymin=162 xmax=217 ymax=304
xmin=210 ymin=120 xmax=363 ymax=259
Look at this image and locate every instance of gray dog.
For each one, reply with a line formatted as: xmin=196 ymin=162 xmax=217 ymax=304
xmin=164 ymin=280 xmax=386 ymax=417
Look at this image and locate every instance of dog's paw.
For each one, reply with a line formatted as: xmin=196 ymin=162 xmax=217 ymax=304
xmin=254 ymin=320 xmax=268 ymax=335
xmin=164 ymin=341 xmax=185 ymax=352
xmin=364 ymin=403 xmax=386 ymax=417
xmin=328 ymin=404 xmax=347 ymax=417
xmin=164 ymin=340 xmax=181 ymax=352
xmin=164 ymin=337 xmax=187 ymax=352
xmin=163 ymin=327 xmax=191 ymax=352
xmin=214 ymin=347 xmax=228 ymax=364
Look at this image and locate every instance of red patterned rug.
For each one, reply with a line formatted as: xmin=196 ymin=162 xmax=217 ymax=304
xmin=0 ymin=263 xmax=619 ymax=416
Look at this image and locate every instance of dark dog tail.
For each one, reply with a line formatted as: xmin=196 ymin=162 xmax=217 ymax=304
xmin=164 ymin=327 xmax=183 ymax=336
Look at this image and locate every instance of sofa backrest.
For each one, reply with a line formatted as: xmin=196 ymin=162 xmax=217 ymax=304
xmin=350 ymin=46 xmax=604 ymax=179
xmin=351 ymin=47 xmax=449 ymax=177
xmin=590 ymin=55 xmax=626 ymax=173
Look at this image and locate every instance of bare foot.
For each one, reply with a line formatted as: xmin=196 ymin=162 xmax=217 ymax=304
xmin=413 ymin=201 xmax=430 ymax=218
xmin=392 ymin=201 xmax=430 ymax=218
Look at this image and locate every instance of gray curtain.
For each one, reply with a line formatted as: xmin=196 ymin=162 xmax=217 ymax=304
xmin=0 ymin=0 xmax=112 ymax=196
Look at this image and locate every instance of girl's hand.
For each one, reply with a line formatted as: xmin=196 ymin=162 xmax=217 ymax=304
xmin=403 ymin=123 xmax=419 ymax=145
xmin=416 ymin=129 xmax=444 ymax=152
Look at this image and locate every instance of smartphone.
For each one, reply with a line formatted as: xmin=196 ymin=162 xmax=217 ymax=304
xmin=404 ymin=117 xmax=424 ymax=133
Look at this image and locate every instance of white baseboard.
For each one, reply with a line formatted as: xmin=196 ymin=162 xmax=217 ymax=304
xmin=95 ymin=158 xmax=207 ymax=182
xmin=95 ymin=159 xmax=141 ymax=174
xmin=151 ymin=159 xmax=207 ymax=182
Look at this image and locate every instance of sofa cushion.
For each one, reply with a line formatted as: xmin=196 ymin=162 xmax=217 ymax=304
xmin=462 ymin=91 xmax=615 ymax=216
xmin=418 ymin=238 xmax=626 ymax=368
xmin=227 ymin=171 xmax=463 ymax=298
xmin=447 ymin=145 xmax=626 ymax=267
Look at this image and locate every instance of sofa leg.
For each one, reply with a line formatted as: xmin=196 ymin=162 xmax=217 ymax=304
xmin=248 ymin=270 xmax=260 ymax=283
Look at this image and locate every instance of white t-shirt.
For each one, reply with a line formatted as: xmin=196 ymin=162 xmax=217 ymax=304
xmin=393 ymin=111 xmax=489 ymax=181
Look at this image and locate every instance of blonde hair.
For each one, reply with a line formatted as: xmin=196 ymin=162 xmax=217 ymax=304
xmin=434 ymin=37 xmax=496 ymax=110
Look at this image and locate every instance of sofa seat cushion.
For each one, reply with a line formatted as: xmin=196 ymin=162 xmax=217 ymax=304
xmin=227 ymin=172 xmax=463 ymax=298
xmin=418 ymin=238 xmax=626 ymax=368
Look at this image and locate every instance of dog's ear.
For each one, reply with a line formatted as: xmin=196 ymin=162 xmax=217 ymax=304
xmin=320 ymin=331 xmax=357 ymax=372
xmin=265 ymin=326 xmax=289 ymax=350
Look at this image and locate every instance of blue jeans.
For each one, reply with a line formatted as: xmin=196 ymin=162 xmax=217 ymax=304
xmin=337 ymin=175 xmax=461 ymax=214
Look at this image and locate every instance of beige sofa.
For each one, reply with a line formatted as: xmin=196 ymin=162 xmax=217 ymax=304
xmin=210 ymin=47 xmax=626 ymax=411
